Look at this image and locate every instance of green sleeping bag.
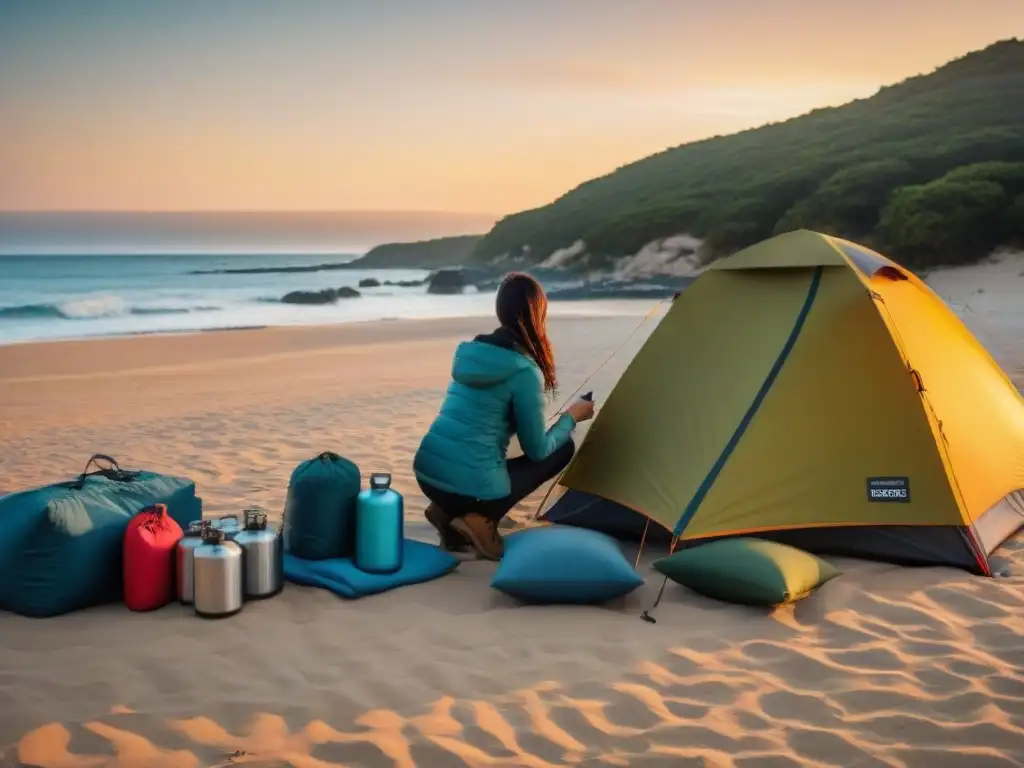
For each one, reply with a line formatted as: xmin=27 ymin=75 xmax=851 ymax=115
xmin=282 ymin=452 xmax=361 ymax=560
xmin=0 ymin=454 xmax=201 ymax=618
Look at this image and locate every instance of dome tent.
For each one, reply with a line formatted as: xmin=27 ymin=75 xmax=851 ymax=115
xmin=542 ymin=230 xmax=1024 ymax=575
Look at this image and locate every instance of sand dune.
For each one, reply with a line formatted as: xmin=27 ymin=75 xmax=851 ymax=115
xmin=1 ymin=260 xmax=1022 ymax=767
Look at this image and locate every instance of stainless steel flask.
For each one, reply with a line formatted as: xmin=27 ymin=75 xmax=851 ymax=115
xmin=212 ymin=513 xmax=241 ymax=539
xmin=176 ymin=519 xmax=211 ymax=604
xmin=192 ymin=526 xmax=244 ymax=618
xmin=234 ymin=506 xmax=283 ymax=599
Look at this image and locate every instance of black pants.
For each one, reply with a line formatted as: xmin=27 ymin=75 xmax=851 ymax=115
xmin=419 ymin=440 xmax=575 ymax=524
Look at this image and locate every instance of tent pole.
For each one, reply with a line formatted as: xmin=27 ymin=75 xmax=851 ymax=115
xmin=544 ymin=299 xmax=668 ymax=424
xmin=531 ymin=466 xmax=567 ymax=524
xmin=530 ymin=299 xmax=668 ymax=526
xmin=633 ymin=517 xmax=651 ymax=569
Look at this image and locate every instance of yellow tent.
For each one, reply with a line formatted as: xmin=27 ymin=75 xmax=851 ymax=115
xmin=543 ymin=230 xmax=1024 ymax=575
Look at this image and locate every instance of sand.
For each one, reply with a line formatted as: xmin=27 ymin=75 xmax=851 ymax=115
xmin=1 ymin=262 xmax=1022 ymax=768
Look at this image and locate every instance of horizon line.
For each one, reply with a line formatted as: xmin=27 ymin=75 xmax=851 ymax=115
xmin=0 ymin=208 xmax=500 ymax=217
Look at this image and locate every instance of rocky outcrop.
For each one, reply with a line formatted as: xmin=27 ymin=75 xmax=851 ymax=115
xmin=426 ymin=270 xmax=466 ymax=294
xmin=280 ymin=286 xmax=361 ymax=304
xmin=348 ymin=235 xmax=484 ymax=269
xmin=425 ymin=267 xmax=502 ymax=294
xmin=358 ymin=278 xmax=381 ymax=288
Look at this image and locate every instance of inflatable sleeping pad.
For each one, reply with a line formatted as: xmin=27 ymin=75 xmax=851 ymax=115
xmin=0 ymin=454 xmax=201 ymax=618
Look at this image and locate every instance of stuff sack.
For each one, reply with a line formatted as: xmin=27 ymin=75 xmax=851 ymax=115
xmin=283 ymin=452 xmax=361 ymax=560
xmin=0 ymin=454 xmax=201 ymax=618
xmin=123 ymin=503 xmax=184 ymax=612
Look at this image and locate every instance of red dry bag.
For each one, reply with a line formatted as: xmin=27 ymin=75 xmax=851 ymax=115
xmin=123 ymin=503 xmax=183 ymax=611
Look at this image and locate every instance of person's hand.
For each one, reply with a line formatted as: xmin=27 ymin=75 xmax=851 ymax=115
xmin=566 ymin=399 xmax=595 ymax=423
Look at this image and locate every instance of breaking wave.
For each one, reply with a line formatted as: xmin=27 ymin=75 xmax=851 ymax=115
xmin=0 ymin=295 xmax=223 ymax=321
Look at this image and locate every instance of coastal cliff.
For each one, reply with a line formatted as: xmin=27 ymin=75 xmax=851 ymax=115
xmin=348 ymin=235 xmax=483 ymax=269
xmin=469 ymin=39 xmax=1024 ymax=272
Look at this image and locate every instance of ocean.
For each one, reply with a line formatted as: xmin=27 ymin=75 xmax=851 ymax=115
xmin=0 ymin=253 xmax=645 ymax=346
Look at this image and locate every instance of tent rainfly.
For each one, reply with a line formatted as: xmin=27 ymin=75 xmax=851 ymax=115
xmin=542 ymin=229 xmax=1024 ymax=575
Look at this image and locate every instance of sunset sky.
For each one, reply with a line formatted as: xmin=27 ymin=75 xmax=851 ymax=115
xmin=1 ymin=1 xmax=1021 ymax=217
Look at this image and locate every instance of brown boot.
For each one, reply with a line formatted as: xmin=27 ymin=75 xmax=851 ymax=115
xmin=450 ymin=512 xmax=504 ymax=561
xmin=424 ymin=503 xmax=470 ymax=553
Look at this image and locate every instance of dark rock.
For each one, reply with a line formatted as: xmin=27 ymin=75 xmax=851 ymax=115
xmin=424 ymin=267 xmax=503 ymax=294
xmin=427 ymin=269 xmax=466 ymax=294
xmin=383 ymin=279 xmax=426 ymax=288
xmin=280 ymin=289 xmax=338 ymax=305
xmin=280 ymin=287 xmax=361 ymax=304
xmin=358 ymin=278 xmax=381 ymax=288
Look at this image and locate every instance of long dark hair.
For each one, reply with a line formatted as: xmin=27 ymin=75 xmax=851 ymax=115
xmin=496 ymin=272 xmax=557 ymax=392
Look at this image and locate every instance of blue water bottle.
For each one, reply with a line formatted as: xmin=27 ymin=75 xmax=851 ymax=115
xmin=355 ymin=473 xmax=404 ymax=574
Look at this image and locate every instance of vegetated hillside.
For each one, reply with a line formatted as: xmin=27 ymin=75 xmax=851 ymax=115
xmin=471 ymin=39 xmax=1024 ymax=271
xmin=350 ymin=234 xmax=483 ymax=268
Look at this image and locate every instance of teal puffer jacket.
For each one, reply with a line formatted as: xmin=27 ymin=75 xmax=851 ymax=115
xmin=413 ymin=330 xmax=576 ymax=500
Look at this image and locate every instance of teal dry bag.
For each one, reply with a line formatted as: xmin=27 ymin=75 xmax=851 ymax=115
xmin=282 ymin=452 xmax=361 ymax=560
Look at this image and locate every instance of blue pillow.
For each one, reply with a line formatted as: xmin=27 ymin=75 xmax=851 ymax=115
xmin=491 ymin=526 xmax=644 ymax=604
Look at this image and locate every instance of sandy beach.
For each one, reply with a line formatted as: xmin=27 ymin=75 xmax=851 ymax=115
xmin=1 ymin=260 xmax=1023 ymax=768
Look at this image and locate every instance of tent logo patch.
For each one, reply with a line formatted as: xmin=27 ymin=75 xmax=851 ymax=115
xmin=867 ymin=476 xmax=910 ymax=503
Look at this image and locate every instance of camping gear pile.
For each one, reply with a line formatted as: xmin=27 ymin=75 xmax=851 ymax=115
xmin=174 ymin=515 xmax=251 ymax=606
xmin=0 ymin=454 xmax=201 ymax=618
xmin=0 ymin=452 xmax=292 ymax=619
xmin=280 ymin=455 xmax=408 ymax=577
xmin=0 ymin=449 xmax=443 ymax=618
xmin=129 ymin=504 xmax=285 ymax=619
xmin=279 ymin=456 xmax=455 ymax=597
xmin=184 ymin=507 xmax=285 ymax=619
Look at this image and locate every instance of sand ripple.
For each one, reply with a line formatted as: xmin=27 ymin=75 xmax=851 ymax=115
xmin=6 ymin=583 xmax=1024 ymax=768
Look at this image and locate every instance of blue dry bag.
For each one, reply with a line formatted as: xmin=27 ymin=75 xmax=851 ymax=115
xmin=282 ymin=452 xmax=361 ymax=560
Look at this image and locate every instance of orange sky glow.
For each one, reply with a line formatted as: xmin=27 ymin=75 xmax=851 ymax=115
xmin=1 ymin=1 xmax=1021 ymax=217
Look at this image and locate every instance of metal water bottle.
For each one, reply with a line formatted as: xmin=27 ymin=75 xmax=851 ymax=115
xmin=176 ymin=519 xmax=211 ymax=604
xmin=234 ymin=507 xmax=283 ymax=599
xmin=211 ymin=514 xmax=241 ymax=540
xmin=355 ymin=473 xmax=404 ymax=574
xmin=192 ymin=527 xmax=244 ymax=618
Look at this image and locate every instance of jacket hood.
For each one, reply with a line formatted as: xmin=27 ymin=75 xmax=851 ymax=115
xmin=451 ymin=328 xmax=534 ymax=387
